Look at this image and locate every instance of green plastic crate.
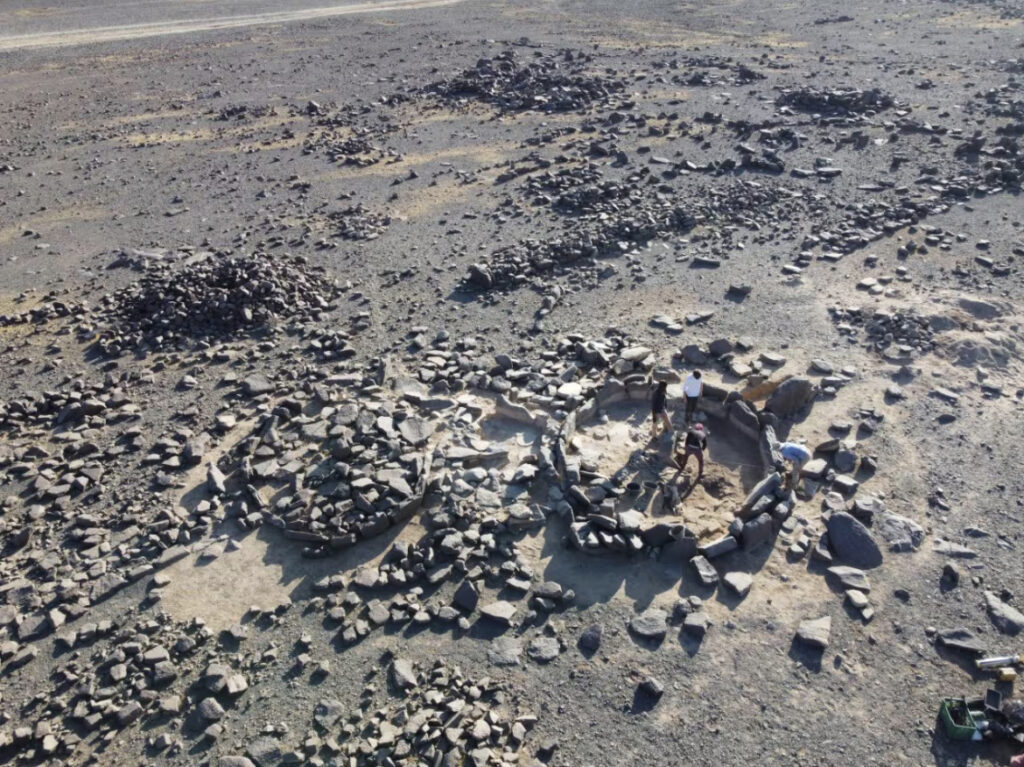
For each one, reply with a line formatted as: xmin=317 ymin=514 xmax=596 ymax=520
xmin=939 ymin=697 xmax=982 ymax=740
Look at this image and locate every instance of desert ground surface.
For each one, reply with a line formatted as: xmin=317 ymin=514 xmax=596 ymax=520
xmin=1 ymin=0 xmax=1024 ymax=765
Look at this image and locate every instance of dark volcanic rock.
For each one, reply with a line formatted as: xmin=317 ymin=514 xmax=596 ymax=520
xmin=825 ymin=512 xmax=883 ymax=569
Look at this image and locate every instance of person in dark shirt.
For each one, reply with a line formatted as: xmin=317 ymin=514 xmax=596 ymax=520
xmin=673 ymin=423 xmax=708 ymax=479
xmin=650 ymin=380 xmax=672 ymax=442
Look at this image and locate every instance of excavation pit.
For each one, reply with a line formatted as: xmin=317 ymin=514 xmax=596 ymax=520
xmin=566 ymin=400 xmax=768 ymax=545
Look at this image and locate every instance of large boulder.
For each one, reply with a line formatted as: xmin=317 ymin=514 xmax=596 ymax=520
xmin=825 ymin=512 xmax=883 ymax=569
xmin=764 ymin=377 xmax=817 ymax=418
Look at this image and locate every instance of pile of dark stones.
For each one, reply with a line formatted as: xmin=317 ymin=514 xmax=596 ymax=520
xmin=804 ymin=196 xmax=944 ymax=254
xmin=314 ymin=493 xmax=552 ymax=643
xmin=0 ymin=371 xmax=138 ymax=437
xmin=0 ymin=294 xmax=88 ymax=329
xmin=229 ymin=394 xmax=435 ymax=552
xmin=309 ymin=656 xmax=535 ymax=766
xmin=689 ymin=179 xmax=811 ymax=231
xmin=655 ymin=54 xmax=770 ymax=85
xmin=829 ymin=305 xmax=936 ymax=358
xmin=464 ymin=202 xmax=695 ymax=291
xmin=776 ymin=86 xmax=896 ymax=117
xmin=213 ymin=103 xmax=275 ymax=122
xmin=299 ymin=99 xmax=402 ymax=166
xmin=404 ymin=329 xmax=644 ymax=410
xmin=423 ymin=48 xmax=626 ymax=114
xmin=3 ymin=611 xmax=213 ymax=761
xmin=671 ymin=61 xmax=766 ymax=87
xmin=93 ymin=253 xmax=340 ymax=355
xmin=515 ymin=163 xmax=604 ymax=205
xmin=327 ymin=203 xmax=392 ymax=241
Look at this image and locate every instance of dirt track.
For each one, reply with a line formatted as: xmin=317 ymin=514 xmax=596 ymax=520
xmin=0 ymin=0 xmax=466 ymax=51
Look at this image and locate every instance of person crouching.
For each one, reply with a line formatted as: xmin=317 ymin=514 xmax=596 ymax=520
xmin=673 ymin=423 xmax=708 ymax=479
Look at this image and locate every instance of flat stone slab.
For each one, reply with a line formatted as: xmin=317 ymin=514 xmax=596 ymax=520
xmin=479 ymin=601 xmax=517 ymax=626
xmin=683 ymin=611 xmax=711 ymax=637
xmin=827 ymin=565 xmax=871 ymax=592
xmin=242 ymin=375 xmax=273 ymax=396
xmin=486 ymin=637 xmax=522 ymax=666
xmin=629 ymin=609 xmax=668 ymax=640
xmin=527 ymin=637 xmax=561 ymax=663
xmin=557 ymin=382 xmax=582 ymax=398
xmin=933 ymin=539 xmax=977 ymax=558
xmin=690 ymin=555 xmax=719 ymax=586
xmin=845 ymin=590 xmax=869 ymax=609
xmin=985 ymin=591 xmax=1024 ymax=635
xmin=398 ymin=416 xmax=434 ymax=446
xmin=935 ymin=627 xmax=986 ymax=655
xmin=796 ymin=616 xmax=832 ymax=649
xmin=876 ymin=512 xmax=925 ymax=552
xmin=722 ymin=572 xmax=753 ymax=598
xmin=801 ymin=458 xmax=828 ymax=480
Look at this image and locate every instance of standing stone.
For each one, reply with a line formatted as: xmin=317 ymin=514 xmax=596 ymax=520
xmin=683 ymin=611 xmax=711 ymax=637
xmin=638 ymin=677 xmax=664 ymax=700
xmin=765 ymin=377 xmax=817 ymax=418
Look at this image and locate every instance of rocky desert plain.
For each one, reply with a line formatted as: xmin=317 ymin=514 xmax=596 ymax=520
xmin=1 ymin=0 xmax=1024 ymax=764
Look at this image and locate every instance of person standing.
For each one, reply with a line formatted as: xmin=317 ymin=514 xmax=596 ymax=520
xmin=673 ymin=423 xmax=709 ymax=479
xmin=649 ymin=379 xmax=672 ymax=442
xmin=778 ymin=441 xmax=812 ymax=491
xmin=683 ymin=370 xmax=703 ymax=424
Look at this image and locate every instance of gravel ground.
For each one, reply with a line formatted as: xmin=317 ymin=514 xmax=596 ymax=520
xmin=1 ymin=0 xmax=1023 ymax=765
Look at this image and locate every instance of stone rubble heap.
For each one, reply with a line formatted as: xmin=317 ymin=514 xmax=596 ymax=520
xmin=229 ymin=392 xmax=435 ymax=552
xmin=829 ymin=306 xmax=936 ymax=359
xmin=308 ymin=656 xmax=536 ymax=767
xmin=776 ymin=86 xmax=896 ymax=118
xmin=423 ymin=48 xmax=626 ymax=114
xmin=1 ymin=610 xmax=213 ymax=762
xmin=464 ymin=204 xmax=696 ymax=290
xmin=93 ymin=253 xmax=341 ymax=355
xmin=327 ymin=203 xmax=392 ymax=241
xmin=0 ymin=294 xmax=88 ymax=329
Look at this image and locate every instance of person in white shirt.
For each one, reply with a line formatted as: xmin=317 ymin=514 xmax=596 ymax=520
xmin=682 ymin=370 xmax=703 ymax=424
xmin=778 ymin=441 xmax=812 ymax=492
